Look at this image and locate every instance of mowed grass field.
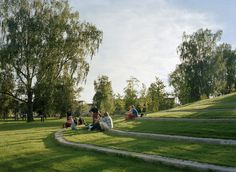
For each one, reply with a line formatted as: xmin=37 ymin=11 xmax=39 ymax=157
xmin=64 ymin=128 xmax=236 ymax=167
xmin=64 ymin=93 xmax=236 ymax=169
xmin=2 ymin=93 xmax=236 ymax=171
xmin=114 ymin=119 xmax=236 ymax=139
xmin=0 ymin=119 xmax=185 ymax=172
xmin=147 ymin=92 xmax=236 ymax=118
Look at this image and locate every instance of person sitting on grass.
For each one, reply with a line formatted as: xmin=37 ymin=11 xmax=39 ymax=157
xmin=99 ymin=112 xmax=113 ymax=131
xmin=89 ymin=106 xmax=101 ymax=124
xmin=71 ymin=116 xmax=77 ymax=130
xmin=88 ymin=106 xmax=101 ymax=131
xmin=63 ymin=116 xmax=73 ymax=128
xmin=125 ymin=105 xmax=138 ymax=120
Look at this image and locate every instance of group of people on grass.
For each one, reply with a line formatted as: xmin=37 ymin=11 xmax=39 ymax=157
xmin=62 ymin=112 xmax=85 ymax=130
xmin=62 ymin=107 xmax=113 ymax=131
xmin=63 ymin=104 xmax=145 ymax=131
xmin=125 ymin=104 xmax=146 ymax=120
xmin=88 ymin=107 xmax=113 ymax=131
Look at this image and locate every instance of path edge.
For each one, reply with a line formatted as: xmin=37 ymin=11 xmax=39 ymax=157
xmin=55 ymin=129 xmax=236 ymax=172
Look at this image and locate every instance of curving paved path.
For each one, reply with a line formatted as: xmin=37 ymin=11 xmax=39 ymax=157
xmin=109 ymin=129 xmax=236 ymax=145
xmin=55 ymin=129 xmax=236 ymax=172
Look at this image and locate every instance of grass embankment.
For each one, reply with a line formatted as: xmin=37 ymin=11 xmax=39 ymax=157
xmin=114 ymin=118 xmax=236 ymax=139
xmin=64 ymin=128 xmax=236 ymax=167
xmin=147 ymin=92 xmax=236 ymax=118
xmin=170 ymin=93 xmax=236 ymax=111
xmin=0 ymin=119 xmax=184 ymax=172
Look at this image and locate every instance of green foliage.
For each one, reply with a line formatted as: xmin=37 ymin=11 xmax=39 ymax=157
xmin=146 ymin=77 xmax=165 ymax=112
xmin=123 ymin=77 xmax=139 ymax=110
xmin=114 ymin=93 xmax=125 ymax=114
xmin=0 ymin=0 xmax=102 ymax=121
xmin=93 ymin=75 xmax=114 ymax=113
xmin=75 ymin=101 xmax=90 ymax=115
xmin=138 ymin=83 xmax=147 ymax=111
xmin=217 ymin=43 xmax=236 ymax=94
xmin=0 ymin=64 xmax=15 ymax=119
xmin=147 ymin=92 xmax=236 ymax=118
xmin=170 ymin=29 xmax=225 ymax=104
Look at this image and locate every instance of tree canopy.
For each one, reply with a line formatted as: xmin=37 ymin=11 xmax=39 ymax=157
xmin=93 ymin=75 xmax=114 ymax=113
xmin=0 ymin=0 xmax=102 ymax=121
xmin=170 ymin=29 xmax=236 ymax=104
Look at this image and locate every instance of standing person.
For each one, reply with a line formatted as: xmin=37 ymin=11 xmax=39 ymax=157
xmin=100 ymin=112 xmax=113 ymax=131
xmin=39 ymin=110 xmax=44 ymax=122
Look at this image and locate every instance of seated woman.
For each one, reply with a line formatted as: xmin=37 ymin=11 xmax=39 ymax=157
xmin=99 ymin=112 xmax=113 ymax=131
xmin=71 ymin=116 xmax=77 ymax=130
xmin=63 ymin=116 xmax=73 ymax=128
xmin=125 ymin=105 xmax=138 ymax=120
xmin=88 ymin=107 xmax=102 ymax=131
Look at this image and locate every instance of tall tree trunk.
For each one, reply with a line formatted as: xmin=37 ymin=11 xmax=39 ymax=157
xmin=27 ymin=90 xmax=34 ymax=122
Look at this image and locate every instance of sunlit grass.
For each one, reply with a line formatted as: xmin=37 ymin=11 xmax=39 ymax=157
xmin=147 ymin=110 xmax=236 ymax=118
xmin=0 ymin=119 xmax=184 ymax=172
xmin=113 ymin=118 xmax=236 ymax=139
xmin=64 ymin=128 xmax=236 ymax=167
xmin=149 ymin=92 xmax=236 ymax=115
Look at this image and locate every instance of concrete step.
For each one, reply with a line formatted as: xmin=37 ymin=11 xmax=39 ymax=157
xmin=110 ymin=129 xmax=236 ymax=145
xmin=55 ymin=129 xmax=236 ymax=172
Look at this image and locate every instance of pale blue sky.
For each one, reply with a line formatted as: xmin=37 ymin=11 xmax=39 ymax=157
xmin=69 ymin=0 xmax=236 ymax=102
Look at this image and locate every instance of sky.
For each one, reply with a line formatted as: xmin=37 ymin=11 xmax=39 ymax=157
xmin=69 ymin=0 xmax=236 ymax=102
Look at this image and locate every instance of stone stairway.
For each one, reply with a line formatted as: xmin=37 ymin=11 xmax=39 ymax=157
xmin=55 ymin=129 xmax=236 ymax=172
xmin=109 ymin=129 xmax=236 ymax=145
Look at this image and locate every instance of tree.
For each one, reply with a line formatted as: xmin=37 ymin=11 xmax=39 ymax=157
xmin=93 ymin=75 xmax=114 ymax=113
xmin=53 ymin=76 xmax=77 ymax=117
xmin=0 ymin=65 xmax=15 ymax=119
xmin=146 ymin=77 xmax=165 ymax=112
xmin=217 ymin=44 xmax=236 ymax=94
xmin=123 ymin=77 xmax=139 ymax=110
xmin=169 ymin=64 xmax=191 ymax=104
xmin=113 ymin=93 xmax=125 ymax=114
xmin=0 ymin=0 xmax=102 ymax=121
xmin=136 ymin=83 xmax=147 ymax=113
xmin=170 ymin=29 xmax=224 ymax=104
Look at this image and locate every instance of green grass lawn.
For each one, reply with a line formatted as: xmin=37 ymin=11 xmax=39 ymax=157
xmin=146 ymin=93 xmax=236 ymax=118
xmin=0 ymin=119 xmax=186 ymax=172
xmin=172 ymin=93 xmax=236 ymax=110
xmin=147 ymin=110 xmax=236 ymax=118
xmin=2 ymin=93 xmax=236 ymax=171
xmin=169 ymin=103 xmax=236 ymax=111
xmin=113 ymin=118 xmax=236 ymax=139
xmin=64 ymin=128 xmax=236 ymax=167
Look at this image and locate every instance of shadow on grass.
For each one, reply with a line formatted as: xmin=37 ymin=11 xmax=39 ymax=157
xmin=0 ymin=119 xmax=63 ymax=132
xmin=0 ymin=123 xmax=186 ymax=172
xmin=64 ymin=129 xmax=236 ymax=167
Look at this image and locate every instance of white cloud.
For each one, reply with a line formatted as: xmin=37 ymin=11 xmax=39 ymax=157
xmin=70 ymin=0 xmax=221 ymax=102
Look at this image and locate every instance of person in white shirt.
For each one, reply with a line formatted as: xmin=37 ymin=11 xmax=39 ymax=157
xmin=99 ymin=112 xmax=113 ymax=131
